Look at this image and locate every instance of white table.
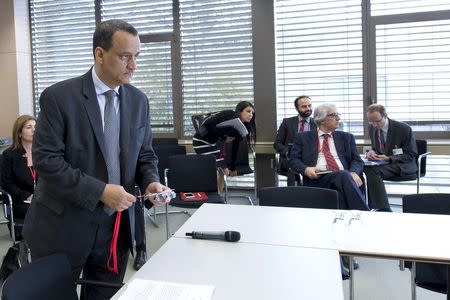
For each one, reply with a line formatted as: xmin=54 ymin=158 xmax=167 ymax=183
xmin=174 ymin=204 xmax=450 ymax=263
xmin=112 ymin=237 xmax=344 ymax=300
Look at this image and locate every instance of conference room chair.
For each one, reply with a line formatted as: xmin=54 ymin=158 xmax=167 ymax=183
xmin=385 ymin=139 xmax=431 ymax=193
xmin=2 ymin=253 xmax=123 ymax=300
xmin=402 ymin=193 xmax=450 ymax=300
xmin=225 ymin=139 xmax=255 ymax=205
xmin=145 ymin=144 xmax=187 ymax=227
xmin=164 ymin=154 xmax=226 ymax=239
xmin=274 ymin=143 xmax=302 ymax=186
xmin=0 ymin=154 xmax=23 ymax=242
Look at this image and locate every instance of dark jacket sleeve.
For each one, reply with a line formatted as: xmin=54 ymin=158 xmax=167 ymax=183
xmin=202 ymin=110 xmax=236 ymax=140
xmin=274 ymin=118 xmax=289 ymax=156
xmin=1 ymin=150 xmax=32 ymax=201
xmin=289 ymin=133 xmax=309 ymax=176
xmin=347 ymin=133 xmax=364 ymax=174
xmin=389 ymin=122 xmax=417 ymax=165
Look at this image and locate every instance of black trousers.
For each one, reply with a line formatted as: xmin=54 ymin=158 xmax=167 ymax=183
xmin=304 ymin=170 xmax=369 ymax=211
xmin=134 ymin=198 xmax=146 ymax=252
xmin=364 ymin=164 xmax=400 ymax=210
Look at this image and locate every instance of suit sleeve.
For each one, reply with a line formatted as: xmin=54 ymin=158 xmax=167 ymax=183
xmin=274 ymin=119 xmax=289 ymax=156
xmin=33 ymin=88 xmax=105 ymax=211
xmin=389 ymin=126 xmax=417 ymax=164
xmin=1 ymin=151 xmax=32 ymax=201
xmin=348 ymin=134 xmax=364 ymax=174
xmin=135 ymin=97 xmax=160 ymax=191
xmin=289 ymin=133 xmax=308 ymax=176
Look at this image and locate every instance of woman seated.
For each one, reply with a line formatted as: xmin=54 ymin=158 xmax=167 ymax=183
xmin=1 ymin=115 xmax=37 ymax=239
xmin=192 ymin=101 xmax=256 ymax=192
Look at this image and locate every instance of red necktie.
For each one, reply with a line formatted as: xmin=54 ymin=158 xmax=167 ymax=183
xmin=377 ymin=129 xmax=385 ymax=153
xmin=322 ymin=134 xmax=339 ymax=172
xmin=107 ymin=211 xmax=121 ymax=274
xmin=298 ymin=119 xmax=306 ymax=132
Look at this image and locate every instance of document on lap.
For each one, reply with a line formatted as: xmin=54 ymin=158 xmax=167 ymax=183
xmin=362 ymin=158 xmax=389 ymax=166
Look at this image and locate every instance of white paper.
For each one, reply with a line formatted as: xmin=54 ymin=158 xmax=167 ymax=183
xmin=216 ymin=118 xmax=248 ymax=137
xmin=118 ymin=279 xmax=215 ymax=300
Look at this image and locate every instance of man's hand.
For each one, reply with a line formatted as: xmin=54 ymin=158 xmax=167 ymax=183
xmin=305 ymin=167 xmax=319 ymax=179
xmin=366 ymin=150 xmax=378 ymax=160
xmin=100 ymin=184 xmax=136 ymax=212
xmin=145 ymin=182 xmax=172 ymax=206
xmin=350 ymin=172 xmax=363 ymax=187
xmin=375 ymin=154 xmax=390 ymax=161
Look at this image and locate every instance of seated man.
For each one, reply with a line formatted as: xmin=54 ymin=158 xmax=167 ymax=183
xmin=274 ymin=95 xmax=316 ymax=185
xmin=365 ymin=104 xmax=418 ymax=211
xmin=289 ymin=103 xmax=368 ymax=211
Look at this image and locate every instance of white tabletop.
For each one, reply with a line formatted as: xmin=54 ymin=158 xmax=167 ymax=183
xmin=112 ymin=238 xmax=344 ymax=300
xmin=174 ymin=204 xmax=450 ymax=263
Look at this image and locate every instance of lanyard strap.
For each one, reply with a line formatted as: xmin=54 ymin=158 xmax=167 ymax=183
xmin=106 ymin=211 xmax=122 ymax=274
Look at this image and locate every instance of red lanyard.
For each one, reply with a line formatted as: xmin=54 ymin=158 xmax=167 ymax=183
xmin=28 ymin=166 xmax=37 ymax=187
xmin=107 ymin=211 xmax=122 ymax=274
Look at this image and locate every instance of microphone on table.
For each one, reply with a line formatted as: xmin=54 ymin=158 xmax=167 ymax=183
xmin=185 ymin=231 xmax=241 ymax=242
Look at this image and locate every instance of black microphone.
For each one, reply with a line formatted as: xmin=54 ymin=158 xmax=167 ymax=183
xmin=185 ymin=231 xmax=241 ymax=242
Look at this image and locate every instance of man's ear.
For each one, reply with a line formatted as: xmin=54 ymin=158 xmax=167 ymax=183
xmin=94 ymin=47 xmax=104 ymax=64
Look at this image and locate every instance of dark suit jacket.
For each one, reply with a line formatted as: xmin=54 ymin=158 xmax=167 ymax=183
xmin=289 ymin=130 xmax=363 ymax=179
xmin=1 ymin=148 xmax=34 ymax=216
xmin=23 ymin=69 xmax=159 ymax=256
xmin=274 ymin=116 xmax=317 ymax=172
xmin=369 ymin=118 xmax=417 ymax=175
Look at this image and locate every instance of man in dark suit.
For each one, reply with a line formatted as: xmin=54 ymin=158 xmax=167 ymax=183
xmin=289 ymin=103 xmax=368 ymax=211
xmin=23 ymin=20 xmax=171 ymax=300
xmin=365 ymin=104 xmax=417 ymax=211
xmin=274 ymin=95 xmax=317 ymax=185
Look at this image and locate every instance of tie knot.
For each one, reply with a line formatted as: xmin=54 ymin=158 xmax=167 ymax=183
xmin=104 ymin=90 xmax=116 ymax=102
xmin=323 ymin=133 xmax=330 ymax=139
xmin=301 ymin=119 xmax=306 ymax=123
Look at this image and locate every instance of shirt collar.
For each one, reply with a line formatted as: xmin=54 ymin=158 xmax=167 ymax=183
xmin=92 ymin=67 xmax=120 ymax=96
xmin=298 ymin=116 xmax=311 ymax=123
xmin=381 ymin=118 xmax=389 ymax=132
xmin=318 ymin=129 xmax=334 ymax=137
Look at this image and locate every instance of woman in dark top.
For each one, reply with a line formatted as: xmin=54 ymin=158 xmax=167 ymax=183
xmin=1 ymin=115 xmax=37 ymax=236
xmin=193 ymin=101 xmax=256 ymax=192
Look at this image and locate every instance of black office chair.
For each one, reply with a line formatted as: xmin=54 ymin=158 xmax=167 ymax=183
xmin=402 ymin=193 xmax=450 ymax=300
xmin=259 ymin=186 xmax=338 ymax=209
xmin=0 ymin=153 xmax=23 ymax=242
xmin=2 ymin=253 xmax=123 ymax=300
xmin=225 ymin=139 xmax=255 ymax=205
xmin=274 ymin=144 xmax=302 ymax=186
xmin=164 ymin=154 xmax=226 ymax=239
xmin=146 ymin=144 xmax=188 ymax=227
xmin=385 ymin=139 xmax=431 ymax=193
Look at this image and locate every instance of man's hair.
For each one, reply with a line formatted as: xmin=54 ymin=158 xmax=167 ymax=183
xmin=313 ymin=103 xmax=336 ymax=126
xmin=367 ymin=104 xmax=387 ymax=117
xmin=294 ymin=95 xmax=311 ymax=110
xmin=93 ymin=19 xmax=138 ymax=58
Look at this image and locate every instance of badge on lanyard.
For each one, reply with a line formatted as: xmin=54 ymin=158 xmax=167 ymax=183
xmin=393 ymin=146 xmax=403 ymax=155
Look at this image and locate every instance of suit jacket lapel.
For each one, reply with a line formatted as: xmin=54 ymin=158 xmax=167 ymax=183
xmin=385 ymin=119 xmax=393 ymax=151
xmin=333 ymin=131 xmax=345 ymax=164
xmin=119 ymin=85 xmax=131 ymax=180
xmin=81 ymin=71 xmax=107 ymax=159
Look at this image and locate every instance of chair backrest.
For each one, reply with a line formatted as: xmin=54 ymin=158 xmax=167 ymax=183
xmin=191 ymin=111 xmax=220 ymax=134
xmin=416 ymin=139 xmax=427 ymax=177
xmin=403 ymin=193 xmax=450 ymax=294
xmin=153 ymin=145 xmax=186 ymax=185
xmin=225 ymin=139 xmax=253 ymax=175
xmin=259 ymin=186 xmax=339 ymax=209
xmin=167 ymin=154 xmax=218 ymax=193
xmin=2 ymin=253 xmax=78 ymax=300
xmin=152 ymin=137 xmax=178 ymax=147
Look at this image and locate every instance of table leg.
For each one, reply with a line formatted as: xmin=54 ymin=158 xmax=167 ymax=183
xmin=349 ymin=255 xmax=354 ymax=300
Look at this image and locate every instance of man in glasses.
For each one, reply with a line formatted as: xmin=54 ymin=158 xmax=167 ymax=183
xmin=365 ymin=104 xmax=417 ymax=211
xmin=274 ymin=95 xmax=316 ymax=185
xmin=290 ymin=103 xmax=369 ymax=211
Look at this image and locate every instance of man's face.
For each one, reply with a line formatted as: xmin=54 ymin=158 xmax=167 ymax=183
xmin=297 ymin=98 xmax=312 ymax=118
xmin=322 ymin=108 xmax=340 ymax=132
xmin=95 ymin=30 xmax=140 ymax=88
xmin=367 ymin=111 xmax=386 ymax=130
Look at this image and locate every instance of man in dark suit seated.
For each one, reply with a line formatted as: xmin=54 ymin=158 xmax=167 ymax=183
xmin=364 ymin=104 xmax=418 ymax=211
xmin=274 ymin=95 xmax=317 ymax=186
xmin=289 ymin=103 xmax=369 ymax=211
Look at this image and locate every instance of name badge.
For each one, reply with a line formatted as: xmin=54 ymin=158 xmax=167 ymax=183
xmin=393 ymin=148 xmax=403 ymax=155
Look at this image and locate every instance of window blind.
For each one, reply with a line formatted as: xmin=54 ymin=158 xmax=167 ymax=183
xmin=101 ymin=0 xmax=174 ymax=133
xmin=371 ymin=0 xmax=450 ymax=16
xmin=274 ymin=0 xmax=364 ymax=135
xmin=30 ymin=0 xmax=95 ymax=114
xmin=179 ymin=0 xmax=254 ymax=136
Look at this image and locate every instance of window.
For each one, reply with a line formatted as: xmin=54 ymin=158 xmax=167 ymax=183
xmin=179 ymin=0 xmax=254 ymax=135
xmin=274 ymin=0 xmax=364 ymax=135
xmin=30 ymin=0 xmax=95 ymax=114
